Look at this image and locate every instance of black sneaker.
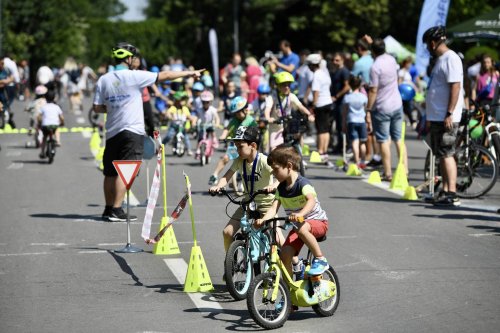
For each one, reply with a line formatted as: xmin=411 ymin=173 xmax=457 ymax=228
xmin=433 ymin=195 xmax=461 ymax=207
xmin=102 ymin=205 xmax=112 ymax=220
xmin=108 ymin=207 xmax=138 ymax=222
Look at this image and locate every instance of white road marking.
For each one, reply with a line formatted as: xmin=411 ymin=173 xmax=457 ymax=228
xmin=81 ymin=131 xmax=91 ymax=138
xmin=0 ymin=252 xmax=50 ymax=257
xmin=163 ymin=258 xmax=223 ymax=312
xmin=76 ymin=117 xmax=85 ymax=124
xmin=7 ymin=163 xmax=23 ymax=170
xmin=30 ymin=243 xmax=68 ymax=246
xmin=78 ymin=250 xmax=108 ymax=254
xmin=468 ymin=233 xmax=500 ymax=237
xmin=391 ymin=234 xmax=434 ymax=238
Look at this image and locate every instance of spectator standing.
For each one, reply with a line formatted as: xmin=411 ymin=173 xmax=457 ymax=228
xmin=221 ymin=53 xmax=244 ymax=94
xmin=423 ymin=26 xmax=464 ymax=206
xmin=307 ymin=54 xmax=332 ymax=162
xmin=297 ymin=49 xmax=313 ymax=106
xmin=93 ymin=42 xmax=202 ymax=221
xmin=329 ymin=52 xmax=351 ymax=154
xmin=271 ymin=40 xmax=300 ymax=90
xmin=472 ymin=54 xmax=499 ymax=107
xmin=364 ymin=37 xmax=407 ymax=181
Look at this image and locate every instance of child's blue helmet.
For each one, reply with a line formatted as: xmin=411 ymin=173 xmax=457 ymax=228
xmin=230 ymin=96 xmax=248 ymax=114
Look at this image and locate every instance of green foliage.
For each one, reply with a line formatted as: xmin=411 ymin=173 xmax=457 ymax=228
xmin=464 ymin=46 xmax=499 ymax=63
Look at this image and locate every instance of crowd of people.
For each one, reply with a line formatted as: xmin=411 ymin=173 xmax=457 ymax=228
xmin=2 ymin=27 xmax=500 ymax=211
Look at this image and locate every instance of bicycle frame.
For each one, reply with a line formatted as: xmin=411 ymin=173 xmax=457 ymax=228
xmin=262 ymin=219 xmax=336 ymax=307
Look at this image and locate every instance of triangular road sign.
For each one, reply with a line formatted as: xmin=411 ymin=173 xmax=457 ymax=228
xmin=113 ymin=160 xmax=142 ymax=190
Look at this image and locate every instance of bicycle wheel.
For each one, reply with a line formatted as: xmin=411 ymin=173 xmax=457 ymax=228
xmin=47 ymin=140 xmax=55 ymax=164
xmin=247 ymin=272 xmax=291 ymax=329
xmin=312 ymin=266 xmax=340 ymax=317
xmin=455 ymin=144 xmax=498 ymax=198
xmin=200 ymin=143 xmax=206 ymax=166
xmin=225 ymin=240 xmax=252 ymax=300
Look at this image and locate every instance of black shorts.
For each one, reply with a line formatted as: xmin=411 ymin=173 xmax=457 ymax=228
xmin=103 ymin=130 xmax=144 ymax=176
xmin=314 ymin=104 xmax=333 ymax=134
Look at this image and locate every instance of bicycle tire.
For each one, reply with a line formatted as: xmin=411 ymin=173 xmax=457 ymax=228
xmin=47 ymin=140 xmax=55 ymax=164
xmin=491 ymin=132 xmax=500 ymax=164
xmin=311 ymin=266 xmax=340 ymax=317
xmin=225 ymin=239 xmax=252 ymax=300
xmin=456 ymin=144 xmax=498 ymax=198
xmin=247 ymin=272 xmax=291 ymax=329
xmin=176 ymin=137 xmax=185 ymax=157
xmin=200 ymin=143 xmax=206 ymax=166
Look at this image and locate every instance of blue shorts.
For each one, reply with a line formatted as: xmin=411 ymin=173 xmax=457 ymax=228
xmin=372 ymin=107 xmax=403 ymax=143
xmin=347 ymin=122 xmax=367 ymax=141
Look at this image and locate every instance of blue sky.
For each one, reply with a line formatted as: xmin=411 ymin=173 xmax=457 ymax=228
xmin=118 ymin=0 xmax=147 ymax=21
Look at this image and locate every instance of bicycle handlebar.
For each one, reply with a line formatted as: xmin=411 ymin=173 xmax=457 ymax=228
xmin=209 ymin=188 xmax=275 ymax=206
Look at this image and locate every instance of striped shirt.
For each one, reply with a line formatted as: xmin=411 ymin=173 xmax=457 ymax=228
xmin=276 ymin=175 xmax=327 ymax=221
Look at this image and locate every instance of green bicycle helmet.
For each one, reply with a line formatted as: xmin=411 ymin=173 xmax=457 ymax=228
xmin=274 ymin=71 xmax=295 ymax=85
xmin=469 ymin=119 xmax=484 ymax=139
xmin=112 ymin=42 xmax=138 ymax=59
xmin=173 ymin=91 xmax=188 ymax=101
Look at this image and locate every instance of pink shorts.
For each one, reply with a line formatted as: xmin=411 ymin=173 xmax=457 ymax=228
xmin=283 ymin=219 xmax=328 ymax=255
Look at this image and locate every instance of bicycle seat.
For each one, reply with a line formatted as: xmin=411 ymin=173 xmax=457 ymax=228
xmin=316 ymin=235 xmax=327 ymax=242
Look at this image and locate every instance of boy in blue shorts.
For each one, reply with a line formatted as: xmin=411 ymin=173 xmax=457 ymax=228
xmin=255 ymin=145 xmax=329 ymax=277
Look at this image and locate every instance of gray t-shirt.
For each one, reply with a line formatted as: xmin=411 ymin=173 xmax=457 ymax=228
xmin=369 ymin=53 xmax=402 ymax=113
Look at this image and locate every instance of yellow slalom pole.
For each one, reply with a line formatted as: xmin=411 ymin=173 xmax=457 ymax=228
xmin=183 ymin=172 xmax=197 ymax=246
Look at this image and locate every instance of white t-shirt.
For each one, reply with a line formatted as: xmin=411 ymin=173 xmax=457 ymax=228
xmin=297 ymin=64 xmax=313 ymax=101
xmin=40 ymin=103 xmax=63 ymax=126
xmin=4 ymin=57 xmax=20 ymax=84
xmin=201 ymin=105 xmax=218 ymax=124
xmin=311 ymin=69 xmax=332 ymax=108
xmin=93 ymin=67 xmax=158 ymax=139
xmin=426 ymin=50 xmax=464 ymax=122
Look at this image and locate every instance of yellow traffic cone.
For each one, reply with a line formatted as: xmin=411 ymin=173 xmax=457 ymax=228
xmin=367 ymin=171 xmax=382 ymax=184
xmin=153 ymin=217 xmax=180 ymax=255
xmin=302 ymin=144 xmax=310 ymax=156
xmin=335 ymin=159 xmax=344 ymax=167
xmin=390 ymin=164 xmax=408 ymax=191
xmin=310 ymin=151 xmax=322 ymax=163
xmin=4 ymin=124 xmax=13 ymax=133
xmin=19 ymin=128 xmax=29 ymax=134
xmin=184 ymin=245 xmax=213 ymax=292
xmin=346 ymin=163 xmax=361 ymax=176
xmin=403 ymin=186 xmax=418 ymax=200
xmin=89 ymin=131 xmax=101 ymax=156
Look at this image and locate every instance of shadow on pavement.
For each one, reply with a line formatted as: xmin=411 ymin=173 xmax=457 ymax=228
xmin=185 ymin=307 xmax=259 ymax=331
xmin=414 ymin=213 xmax=500 ymax=222
xmin=30 ymin=213 xmax=103 ymax=221
xmin=468 ymin=224 xmax=500 ymax=234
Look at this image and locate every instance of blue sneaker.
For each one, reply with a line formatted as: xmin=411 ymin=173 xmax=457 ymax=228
xmin=308 ymin=257 xmax=329 ymax=275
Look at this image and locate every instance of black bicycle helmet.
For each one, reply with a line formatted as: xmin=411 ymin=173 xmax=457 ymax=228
xmin=422 ymin=26 xmax=446 ymax=44
xmin=112 ymin=42 xmax=139 ymax=59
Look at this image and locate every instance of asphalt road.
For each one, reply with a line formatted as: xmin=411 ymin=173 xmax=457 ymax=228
xmin=1 ymin=95 xmax=499 ymax=333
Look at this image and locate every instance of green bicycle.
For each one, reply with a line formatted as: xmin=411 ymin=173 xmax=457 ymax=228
xmin=246 ymin=216 xmax=340 ymax=329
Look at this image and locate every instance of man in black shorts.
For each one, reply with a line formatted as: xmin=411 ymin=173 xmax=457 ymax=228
xmin=93 ymin=42 xmax=203 ymax=221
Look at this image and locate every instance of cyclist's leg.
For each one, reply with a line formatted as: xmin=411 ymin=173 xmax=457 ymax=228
xmin=213 ymin=154 xmax=229 ymax=177
xmin=223 ymin=207 xmax=243 ymax=252
xmin=39 ymin=127 xmax=48 ymax=157
xmin=162 ymin=126 xmax=175 ymax=144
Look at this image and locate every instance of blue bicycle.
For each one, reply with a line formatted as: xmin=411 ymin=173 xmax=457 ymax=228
xmin=212 ymin=188 xmax=271 ymax=300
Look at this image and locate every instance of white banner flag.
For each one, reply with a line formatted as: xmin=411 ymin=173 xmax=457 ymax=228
xmin=415 ymin=0 xmax=451 ymax=76
xmin=141 ymin=152 xmax=162 ymax=241
xmin=209 ymin=29 xmax=219 ymax=97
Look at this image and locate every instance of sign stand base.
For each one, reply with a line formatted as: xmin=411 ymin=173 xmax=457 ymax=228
xmin=115 ymin=243 xmax=144 ymax=253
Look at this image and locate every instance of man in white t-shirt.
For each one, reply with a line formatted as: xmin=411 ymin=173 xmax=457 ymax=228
xmin=307 ymin=53 xmax=332 ymax=162
xmin=423 ymin=26 xmax=464 ymax=207
xmin=93 ymin=42 xmax=203 ymax=222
